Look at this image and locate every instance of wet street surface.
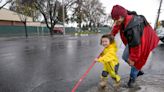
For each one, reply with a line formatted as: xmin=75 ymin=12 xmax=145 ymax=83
xmin=0 ymin=34 xmax=164 ymax=92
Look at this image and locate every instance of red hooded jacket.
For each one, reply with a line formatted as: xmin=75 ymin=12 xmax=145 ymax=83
xmin=111 ymin=15 xmax=159 ymax=70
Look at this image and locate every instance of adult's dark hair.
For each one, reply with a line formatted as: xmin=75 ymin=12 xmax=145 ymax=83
xmin=100 ymin=34 xmax=114 ymax=45
xmin=127 ymin=10 xmax=137 ymax=15
xmin=127 ymin=10 xmax=149 ymax=26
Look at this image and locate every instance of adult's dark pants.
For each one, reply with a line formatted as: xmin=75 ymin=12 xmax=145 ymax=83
xmin=122 ymin=45 xmax=139 ymax=80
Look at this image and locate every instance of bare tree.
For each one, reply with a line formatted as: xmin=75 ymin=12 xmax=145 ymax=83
xmin=0 ymin=0 xmax=12 ymax=9
xmin=34 ymin=0 xmax=63 ymax=36
xmin=64 ymin=0 xmax=76 ymax=9
xmin=59 ymin=0 xmax=75 ymax=23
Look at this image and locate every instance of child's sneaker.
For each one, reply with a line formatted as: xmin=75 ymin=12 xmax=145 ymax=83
xmin=115 ymin=75 xmax=121 ymax=82
xmin=113 ymin=80 xmax=120 ymax=88
xmin=99 ymin=77 xmax=108 ymax=88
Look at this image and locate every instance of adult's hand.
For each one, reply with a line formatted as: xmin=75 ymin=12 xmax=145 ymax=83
xmin=128 ymin=58 xmax=135 ymax=66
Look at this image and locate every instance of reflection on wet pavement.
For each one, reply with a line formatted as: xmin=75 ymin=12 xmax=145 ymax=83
xmin=0 ymin=35 xmax=164 ymax=92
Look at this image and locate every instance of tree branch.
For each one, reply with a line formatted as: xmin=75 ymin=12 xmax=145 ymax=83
xmin=0 ymin=0 xmax=12 ymax=9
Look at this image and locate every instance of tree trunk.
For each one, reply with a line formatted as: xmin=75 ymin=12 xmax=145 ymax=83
xmin=79 ymin=22 xmax=81 ymax=28
xmin=23 ymin=22 xmax=28 ymax=38
xmin=49 ymin=27 xmax=54 ymax=36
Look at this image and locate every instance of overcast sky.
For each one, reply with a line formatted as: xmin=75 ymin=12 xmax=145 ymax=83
xmin=100 ymin=0 xmax=164 ymax=27
xmin=1 ymin=0 xmax=164 ymax=27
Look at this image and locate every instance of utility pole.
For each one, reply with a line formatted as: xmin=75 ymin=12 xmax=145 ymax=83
xmin=154 ymin=0 xmax=163 ymax=31
xmin=62 ymin=0 xmax=65 ymax=35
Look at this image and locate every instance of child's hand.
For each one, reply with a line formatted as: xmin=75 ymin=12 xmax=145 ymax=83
xmin=94 ymin=58 xmax=99 ymax=62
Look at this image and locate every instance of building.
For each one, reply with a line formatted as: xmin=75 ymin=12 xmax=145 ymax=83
xmin=0 ymin=8 xmax=33 ymax=26
xmin=0 ymin=8 xmax=75 ymax=37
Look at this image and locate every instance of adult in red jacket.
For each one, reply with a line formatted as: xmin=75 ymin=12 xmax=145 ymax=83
xmin=111 ymin=5 xmax=159 ymax=87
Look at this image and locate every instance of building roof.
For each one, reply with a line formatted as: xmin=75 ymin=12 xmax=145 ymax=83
xmin=0 ymin=8 xmax=33 ymax=22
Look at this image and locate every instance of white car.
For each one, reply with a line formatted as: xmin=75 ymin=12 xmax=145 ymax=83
xmin=156 ymin=26 xmax=164 ymax=43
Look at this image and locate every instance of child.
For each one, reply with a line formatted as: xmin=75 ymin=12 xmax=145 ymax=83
xmin=95 ymin=34 xmax=121 ymax=88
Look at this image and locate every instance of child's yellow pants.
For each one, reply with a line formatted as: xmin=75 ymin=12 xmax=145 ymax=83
xmin=102 ymin=62 xmax=121 ymax=82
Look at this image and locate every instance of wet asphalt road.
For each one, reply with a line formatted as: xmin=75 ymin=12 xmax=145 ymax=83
xmin=0 ymin=34 xmax=164 ymax=92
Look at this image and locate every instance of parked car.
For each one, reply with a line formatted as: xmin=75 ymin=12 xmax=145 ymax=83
xmin=156 ymin=26 xmax=164 ymax=43
xmin=53 ymin=27 xmax=64 ymax=34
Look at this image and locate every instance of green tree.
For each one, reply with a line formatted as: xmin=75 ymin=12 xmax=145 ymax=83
xmin=71 ymin=0 xmax=86 ymax=28
xmin=70 ymin=0 xmax=106 ymax=30
xmin=10 ymin=0 xmax=39 ymax=21
xmin=82 ymin=0 xmax=106 ymax=31
xmin=9 ymin=0 xmax=35 ymax=38
xmin=57 ymin=4 xmax=67 ymax=23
